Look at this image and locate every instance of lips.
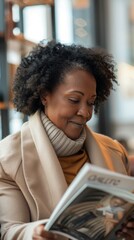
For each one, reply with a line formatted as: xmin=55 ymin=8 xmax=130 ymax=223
xmin=69 ymin=121 xmax=85 ymax=126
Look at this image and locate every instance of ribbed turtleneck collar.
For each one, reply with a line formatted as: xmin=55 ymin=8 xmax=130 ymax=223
xmin=40 ymin=111 xmax=86 ymax=157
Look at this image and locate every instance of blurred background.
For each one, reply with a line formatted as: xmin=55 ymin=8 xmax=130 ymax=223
xmin=0 ymin=0 xmax=134 ymax=154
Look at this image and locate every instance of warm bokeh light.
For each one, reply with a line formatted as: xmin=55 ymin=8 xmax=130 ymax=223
xmin=118 ymin=63 xmax=134 ymax=98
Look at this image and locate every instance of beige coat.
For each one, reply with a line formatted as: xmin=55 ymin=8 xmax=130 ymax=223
xmin=0 ymin=111 xmax=129 ymax=240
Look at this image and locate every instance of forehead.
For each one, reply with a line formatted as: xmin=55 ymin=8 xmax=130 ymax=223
xmin=61 ymin=69 xmax=96 ymax=91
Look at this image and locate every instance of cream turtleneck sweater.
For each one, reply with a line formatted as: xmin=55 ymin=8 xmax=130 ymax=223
xmin=41 ymin=112 xmax=89 ymax=184
xmin=41 ymin=111 xmax=86 ymax=157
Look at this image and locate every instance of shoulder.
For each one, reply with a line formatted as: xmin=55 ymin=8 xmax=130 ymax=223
xmin=94 ymin=132 xmax=117 ymax=146
xmin=0 ymin=122 xmax=29 ymax=178
xmin=92 ymin=131 xmax=129 ymax=171
xmin=0 ymin=131 xmax=21 ymax=179
xmin=0 ymin=131 xmax=21 ymax=152
xmin=93 ymin=131 xmax=127 ymax=153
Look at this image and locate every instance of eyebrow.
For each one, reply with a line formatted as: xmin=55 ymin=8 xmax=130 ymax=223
xmin=69 ymin=90 xmax=97 ymax=98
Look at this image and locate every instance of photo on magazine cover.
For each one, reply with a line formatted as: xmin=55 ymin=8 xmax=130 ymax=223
xmin=50 ymin=187 xmax=133 ymax=240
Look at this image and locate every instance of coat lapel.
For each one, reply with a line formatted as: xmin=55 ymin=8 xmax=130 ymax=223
xmin=21 ymin=111 xmax=67 ymax=219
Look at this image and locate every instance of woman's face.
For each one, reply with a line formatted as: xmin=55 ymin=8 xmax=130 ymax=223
xmin=43 ymin=69 xmax=96 ymax=140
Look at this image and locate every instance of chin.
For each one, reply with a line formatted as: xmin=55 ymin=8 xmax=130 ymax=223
xmin=65 ymin=129 xmax=82 ymax=140
xmin=67 ymin=134 xmax=81 ymax=140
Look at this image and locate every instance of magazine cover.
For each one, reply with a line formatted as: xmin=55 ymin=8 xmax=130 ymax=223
xmin=50 ymin=184 xmax=134 ymax=240
xmin=44 ymin=163 xmax=134 ymax=240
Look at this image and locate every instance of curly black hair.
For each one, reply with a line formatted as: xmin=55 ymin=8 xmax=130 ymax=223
xmin=13 ymin=40 xmax=117 ymax=115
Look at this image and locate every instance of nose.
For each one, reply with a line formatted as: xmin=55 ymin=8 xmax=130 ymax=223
xmin=77 ymin=105 xmax=92 ymax=120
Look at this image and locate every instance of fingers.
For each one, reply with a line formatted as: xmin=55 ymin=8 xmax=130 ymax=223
xmin=116 ymin=221 xmax=134 ymax=240
xmin=33 ymin=225 xmax=57 ymax=240
xmin=122 ymin=222 xmax=134 ymax=239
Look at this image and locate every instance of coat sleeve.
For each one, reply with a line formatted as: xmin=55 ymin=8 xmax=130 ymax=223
xmin=0 ymin=161 xmax=30 ymax=239
xmin=0 ymin=162 xmax=48 ymax=240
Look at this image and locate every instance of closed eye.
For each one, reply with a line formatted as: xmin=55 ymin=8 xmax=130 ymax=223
xmin=69 ymin=98 xmax=80 ymax=104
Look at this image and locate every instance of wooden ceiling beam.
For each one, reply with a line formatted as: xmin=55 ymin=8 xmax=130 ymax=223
xmin=6 ymin=0 xmax=54 ymax=7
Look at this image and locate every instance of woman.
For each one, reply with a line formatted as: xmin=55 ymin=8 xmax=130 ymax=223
xmin=0 ymin=41 xmax=133 ymax=240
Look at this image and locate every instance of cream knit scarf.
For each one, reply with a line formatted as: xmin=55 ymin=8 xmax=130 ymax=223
xmin=41 ymin=111 xmax=86 ymax=157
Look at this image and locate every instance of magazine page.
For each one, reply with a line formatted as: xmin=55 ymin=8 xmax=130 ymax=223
xmin=45 ymin=163 xmax=134 ymax=231
xmin=49 ymin=183 xmax=134 ymax=240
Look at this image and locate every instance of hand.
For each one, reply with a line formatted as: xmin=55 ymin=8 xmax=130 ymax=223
xmin=116 ymin=220 xmax=134 ymax=240
xmin=33 ymin=224 xmax=58 ymax=240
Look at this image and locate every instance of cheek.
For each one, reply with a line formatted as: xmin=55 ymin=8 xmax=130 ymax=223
xmin=88 ymin=109 xmax=94 ymax=120
xmin=50 ymin=110 xmax=68 ymax=123
xmin=55 ymin=110 xmax=73 ymax=127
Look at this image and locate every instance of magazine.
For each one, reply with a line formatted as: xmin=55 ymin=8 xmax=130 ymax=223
xmin=44 ymin=163 xmax=134 ymax=240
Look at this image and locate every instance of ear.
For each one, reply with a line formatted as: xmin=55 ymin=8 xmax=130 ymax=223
xmin=40 ymin=92 xmax=48 ymax=106
xmin=41 ymin=97 xmax=47 ymax=106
